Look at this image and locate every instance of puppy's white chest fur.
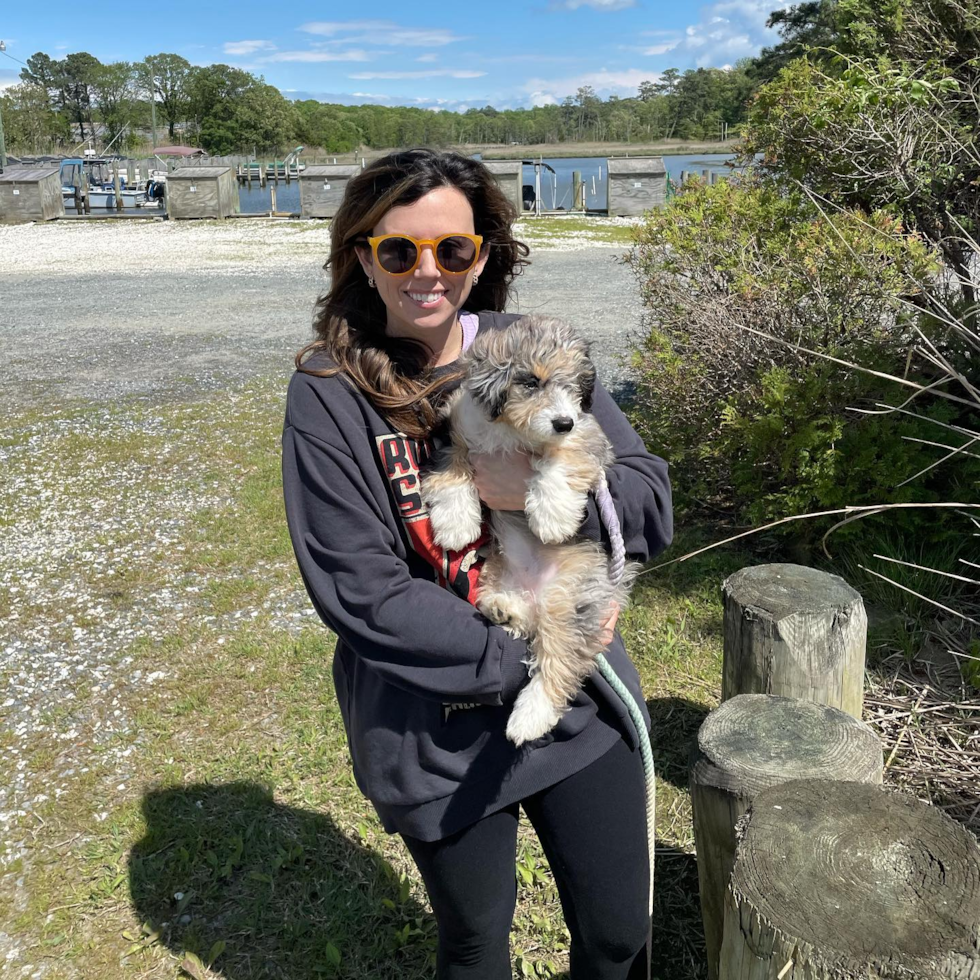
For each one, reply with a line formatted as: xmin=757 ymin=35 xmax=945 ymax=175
xmin=494 ymin=515 xmax=560 ymax=603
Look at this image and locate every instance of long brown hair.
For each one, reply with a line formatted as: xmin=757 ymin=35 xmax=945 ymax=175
xmin=296 ymin=148 xmax=530 ymax=437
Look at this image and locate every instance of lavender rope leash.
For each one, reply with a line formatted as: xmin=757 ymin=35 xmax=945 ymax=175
xmin=594 ymin=476 xmax=656 ymax=917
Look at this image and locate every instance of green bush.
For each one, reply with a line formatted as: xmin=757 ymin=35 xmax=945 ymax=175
xmin=625 ymin=174 xmax=979 ymax=553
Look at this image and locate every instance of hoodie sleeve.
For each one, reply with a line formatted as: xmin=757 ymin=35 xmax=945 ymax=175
xmin=577 ymin=378 xmax=673 ymax=562
xmin=282 ymin=413 xmax=530 ymax=707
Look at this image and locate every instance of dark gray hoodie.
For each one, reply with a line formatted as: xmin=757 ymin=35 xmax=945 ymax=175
xmin=281 ymin=311 xmax=672 ymax=841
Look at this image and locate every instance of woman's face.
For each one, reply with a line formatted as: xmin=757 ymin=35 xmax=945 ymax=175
xmin=356 ymin=185 xmax=490 ymax=349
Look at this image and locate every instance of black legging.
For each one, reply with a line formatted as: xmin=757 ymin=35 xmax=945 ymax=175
xmin=401 ymin=735 xmax=651 ymax=980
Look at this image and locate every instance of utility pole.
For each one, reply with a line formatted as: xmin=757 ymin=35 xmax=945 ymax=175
xmin=0 ymin=40 xmax=7 ymax=171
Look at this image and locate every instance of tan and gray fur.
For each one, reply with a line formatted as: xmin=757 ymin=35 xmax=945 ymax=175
xmin=421 ymin=316 xmax=639 ymax=745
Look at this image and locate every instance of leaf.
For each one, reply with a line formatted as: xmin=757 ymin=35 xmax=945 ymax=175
xmin=249 ymin=871 xmax=273 ymax=883
xmin=207 ymin=939 xmax=226 ymax=965
xmin=121 ymin=930 xmax=139 ymax=942
xmin=324 ymin=942 xmax=341 ymax=967
xmin=180 ymin=951 xmax=207 ymax=979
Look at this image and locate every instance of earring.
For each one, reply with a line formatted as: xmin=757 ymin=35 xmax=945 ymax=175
xmin=472 ymin=275 xmax=479 ymax=285
xmin=368 ymin=277 xmax=376 ymax=288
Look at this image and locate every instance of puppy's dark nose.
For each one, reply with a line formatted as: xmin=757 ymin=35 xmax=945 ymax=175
xmin=552 ymin=416 xmax=574 ymax=433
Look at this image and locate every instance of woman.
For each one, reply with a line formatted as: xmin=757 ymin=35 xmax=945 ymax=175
xmin=282 ymin=148 xmax=672 ymax=979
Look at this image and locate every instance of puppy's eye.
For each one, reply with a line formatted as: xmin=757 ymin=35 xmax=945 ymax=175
xmin=517 ymin=374 xmax=539 ymax=390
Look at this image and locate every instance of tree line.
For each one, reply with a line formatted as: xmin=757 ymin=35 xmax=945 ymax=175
xmin=0 ymin=16 xmax=807 ymax=156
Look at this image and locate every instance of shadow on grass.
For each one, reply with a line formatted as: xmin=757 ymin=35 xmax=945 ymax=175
xmin=129 ymin=781 xmax=435 ymax=979
xmin=647 ymin=697 xmax=709 ymax=792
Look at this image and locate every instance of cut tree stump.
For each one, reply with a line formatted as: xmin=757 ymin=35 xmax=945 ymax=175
xmin=691 ymin=694 xmax=883 ymax=980
xmin=720 ymin=779 xmax=980 ymax=980
xmin=722 ymin=563 xmax=867 ymax=718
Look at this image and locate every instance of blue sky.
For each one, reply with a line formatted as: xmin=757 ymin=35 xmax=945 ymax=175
xmin=0 ymin=1 xmax=791 ymax=110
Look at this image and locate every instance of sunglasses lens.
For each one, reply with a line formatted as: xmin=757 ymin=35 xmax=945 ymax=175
xmin=376 ymin=237 xmax=418 ymax=274
xmin=437 ymin=236 xmax=478 ymax=272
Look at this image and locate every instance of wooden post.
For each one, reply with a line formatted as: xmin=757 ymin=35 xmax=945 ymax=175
xmin=719 ymin=779 xmax=980 ymax=979
xmin=702 ymin=168 xmax=710 ymax=182
xmin=81 ymin=172 xmax=90 ymax=214
xmin=127 ymin=159 xmax=135 ymax=188
xmin=270 ymin=183 xmax=277 ymax=214
xmin=246 ymin=162 xmax=252 ymax=191
xmin=690 ymin=695 xmax=882 ymax=980
xmin=113 ymin=163 xmax=123 ymax=211
xmin=722 ymin=564 xmax=867 ymax=719
xmin=572 ymin=170 xmax=582 ymax=211
xmin=260 ymin=162 xmax=266 ymax=189
xmin=72 ymin=172 xmax=82 ymax=212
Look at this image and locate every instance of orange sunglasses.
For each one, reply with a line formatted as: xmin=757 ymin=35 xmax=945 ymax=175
xmin=365 ymin=233 xmax=485 ymax=277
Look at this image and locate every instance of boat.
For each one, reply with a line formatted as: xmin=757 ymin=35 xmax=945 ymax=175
xmin=60 ymin=158 xmax=156 ymax=208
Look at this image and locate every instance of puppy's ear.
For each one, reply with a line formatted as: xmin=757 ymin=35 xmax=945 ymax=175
xmin=580 ymin=360 xmax=597 ymax=412
xmin=467 ymin=351 xmax=511 ymax=420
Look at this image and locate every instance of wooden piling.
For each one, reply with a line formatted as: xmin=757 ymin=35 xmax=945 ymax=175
xmin=719 ymin=780 xmax=980 ymax=979
xmin=572 ymin=170 xmax=583 ymax=211
xmin=81 ymin=172 xmax=91 ymax=214
xmin=113 ymin=163 xmax=123 ymax=211
xmin=690 ymin=695 xmax=882 ymax=980
xmin=270 ymin=183 xmax=277 ymax=214
xmin=721 ymin=564 xmax=867 ymax=718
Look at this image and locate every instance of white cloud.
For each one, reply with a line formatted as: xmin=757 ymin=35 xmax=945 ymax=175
xmin=552 ymin=0 xmax=637 ymax=8
xmin=524 ymin=67 xmax=659 ymax=103
xmin=349 ymin=69 xmax=487 ymax=79
xmin=223 ymin=40 xmax=276 ymax=56
xmin=416 ymin=53 xmax=438 ymax=63
xmin=261 ymin=49 xmax=376 ymax=63
xmin=642 ymin=40 xmax=681 ymax=55
xmin=680 ymin=0 xmax=791 ymax=66
xmin=300 ymin=20 xmax=465 ymax=47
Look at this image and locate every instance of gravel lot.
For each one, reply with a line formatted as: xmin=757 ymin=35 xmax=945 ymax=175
xmin=0 ymin=217 xmax=643 ymax=411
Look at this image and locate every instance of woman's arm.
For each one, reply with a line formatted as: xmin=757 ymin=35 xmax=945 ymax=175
xmin=579 ymin=378 xmax=673 ymax=562
xmin=282 ymin=421 xmax=530 ymax=706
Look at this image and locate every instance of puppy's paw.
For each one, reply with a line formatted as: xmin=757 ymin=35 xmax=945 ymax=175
xmin=425 ymin=483 xmax=483 ymax=550
xmin=506 ymin=677 xmax=562 ymax=746
xmin=525 ymin=489 xmax=586 ymax=544
xmin=478 ymin=593 xmax=532 ymax=638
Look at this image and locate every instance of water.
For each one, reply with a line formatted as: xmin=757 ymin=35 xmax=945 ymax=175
xmin=513 ymin=153 xmax=737 ymax=211
xmin=233 ymin=152 xmax=738 ymax=213
xmin=69 ymin=152 xmax=738 ymax=215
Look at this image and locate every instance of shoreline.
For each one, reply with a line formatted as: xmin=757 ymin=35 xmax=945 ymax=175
xmin=469 ymin=139 xmax=739 ymax=160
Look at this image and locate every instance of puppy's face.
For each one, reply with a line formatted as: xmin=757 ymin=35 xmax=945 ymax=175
xmin=464 ymin=317 xmax=596 ymax=445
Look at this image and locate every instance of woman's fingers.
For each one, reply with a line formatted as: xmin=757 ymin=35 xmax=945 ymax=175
xmin=471 ymin=450 xmax=534 ymax=510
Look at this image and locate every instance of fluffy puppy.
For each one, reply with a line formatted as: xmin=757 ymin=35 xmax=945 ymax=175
xmin=422 ymin=315 xmax=638 ymax=745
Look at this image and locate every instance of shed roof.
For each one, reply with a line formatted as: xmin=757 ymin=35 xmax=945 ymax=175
xmin=605 ymin=157 xmax=666 ymax=175
xmin=482 ymin=160 xmax=522 ymax=174
xmin=0 ymin=168 xmax=61 ymax=182
xmin=300 ymin=165 xmax=360 ymax=177
xmin=169 ymin=166 xmax=232 ymax=178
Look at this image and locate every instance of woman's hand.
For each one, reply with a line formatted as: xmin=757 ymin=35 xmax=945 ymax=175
xmin=599 ymin=602 xmax=620 ymax=648
xmin=472 ymin=451 xmax=534 ymax=511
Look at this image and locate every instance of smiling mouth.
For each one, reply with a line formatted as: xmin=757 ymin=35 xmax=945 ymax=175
xmin=406 ymin=291 xmax=445 ymax=306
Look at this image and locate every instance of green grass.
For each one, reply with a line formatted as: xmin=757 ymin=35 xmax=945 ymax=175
xmin=1 ymin=377 xmax=747 ymax=980
xmin=515 ymin=216 xmax=640 ymax=247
